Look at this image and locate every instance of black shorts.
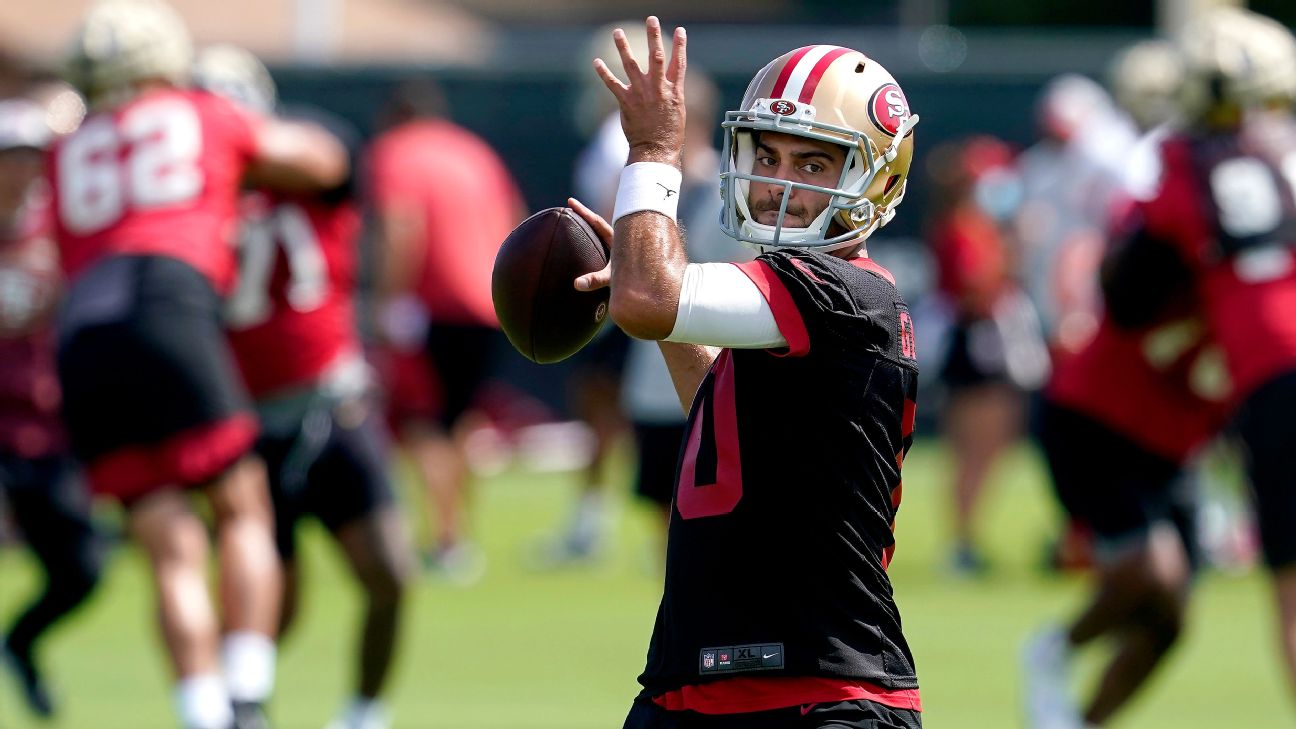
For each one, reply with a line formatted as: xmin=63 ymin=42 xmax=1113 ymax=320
xmin=623 ymin=698 xmax=921 ymax=729
xmin=939 ymin=320 xmax=1011 ymax=391
xmin=257 ymin=403 xmax=395 ymax=561
xmin=56 ymin=256 xmax=255 ymax=500
xmin=1234 ymin=369 xmax=1296 ymax=569
xmin=425 ymin=323 xmax=502 ymax=428
xmin=1041 ymin=401 xmax=1199 ymax=565
xmin=635 ymin=422 xmax=686 ymax=508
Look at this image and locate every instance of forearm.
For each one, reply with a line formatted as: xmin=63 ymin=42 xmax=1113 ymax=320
xmin=657 ymin=341 xmax=719 ymax=412
xmin=608 ymin=155 xmax=689 ymax=339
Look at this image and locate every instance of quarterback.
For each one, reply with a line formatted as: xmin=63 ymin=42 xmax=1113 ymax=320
xmin=573 ymin=17 xmax=924 ymax=729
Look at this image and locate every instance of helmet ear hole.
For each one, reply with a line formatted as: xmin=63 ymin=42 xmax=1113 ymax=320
xmin=883 ymin=174 xmax=901 ymax=194
xmin=849 ymin=201 xmax=875 ymax=223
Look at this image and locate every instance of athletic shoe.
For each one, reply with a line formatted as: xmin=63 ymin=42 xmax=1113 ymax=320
xmin=232 ymin=700 xmax=272 ymax=729
xmin=323 ymin=699 xmax=390 ymax=729
xmin=0 ymin=636 xmax=54 ymax=718
xmin=1021 ymin=626 xmax=1082 ymax=729
xmin=948 ymin=543 xmax=992 ymax=578
xmin=422 ymin=542 xmax=487 ymax=586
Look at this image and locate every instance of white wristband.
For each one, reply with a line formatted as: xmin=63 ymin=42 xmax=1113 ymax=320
xmin=612 ymin=161 xmax=683 ymax=225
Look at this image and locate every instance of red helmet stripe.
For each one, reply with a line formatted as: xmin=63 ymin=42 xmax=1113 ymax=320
xmin=769 ymin=46 xmax=815 ymax=99
xmin=798 ymin=47 xmax=853 ymax=103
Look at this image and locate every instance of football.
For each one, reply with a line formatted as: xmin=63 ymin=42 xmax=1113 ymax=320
xmin=492 ymin=207 xmax=611 ymax=364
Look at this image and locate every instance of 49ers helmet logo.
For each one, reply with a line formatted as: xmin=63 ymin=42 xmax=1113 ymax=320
xmin=868 ymin=83 xmax=912 ymax=136
xmin=770 ymin=99 xmax=797 ymax=116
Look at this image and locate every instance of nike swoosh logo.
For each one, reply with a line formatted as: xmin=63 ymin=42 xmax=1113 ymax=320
xmin=800 ymin=704 xmax=817 ymax=716
xmin=763 ymin=652 xmax=779 ymax=659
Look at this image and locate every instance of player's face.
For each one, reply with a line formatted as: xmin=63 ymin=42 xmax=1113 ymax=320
xmin=747 ymin=131 xmax=847 ymax=228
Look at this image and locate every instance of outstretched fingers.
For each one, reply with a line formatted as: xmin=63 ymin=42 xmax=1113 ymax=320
xmin=645 ymin=16 xmax=667 ymax=78
xmin=593 ymin=57 xmax=628 ymax=97
xmin=612 ymin=28 xmax=645 ymax=82
xmin=667 ymin=26 xmax=687 ymax=84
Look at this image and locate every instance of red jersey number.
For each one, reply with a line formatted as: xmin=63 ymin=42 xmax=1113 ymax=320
xmin=676 ymin=350 xmax=744 ymax=520
xmin=57 ymin=97 xmax=203 ymax=235
xmin=226 ymin=203 xmax=329 ymax=329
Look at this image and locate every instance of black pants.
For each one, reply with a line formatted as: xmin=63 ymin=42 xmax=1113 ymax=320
xmin=1 ymin=451 xmax=103 ymax=658
xmin=425 ymin=324 xmax=500 ymax=429
xmin=624 ymin=698 xmax=922 ymax=729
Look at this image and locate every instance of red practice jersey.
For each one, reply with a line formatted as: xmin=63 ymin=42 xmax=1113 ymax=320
xmin=48 ymin=88 xmax=260 ymax=292
xmin=226 ymin=192 xmax=363 ymax=399
xmin=1132 ymin=127 xmax=1296 ymax=401
xmin=0 ymin=198 xmax=65 ymax=458
xmin=367 ymin=119 xmax=522 ymax=326
xmin=929 ymin=205 xmax=1012 ymax=319
xmin=1048 ymin=315 xmax=1228 ymax=463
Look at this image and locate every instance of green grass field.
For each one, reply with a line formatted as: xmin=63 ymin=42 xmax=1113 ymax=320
xmin=0 ymin=440 xmax=1288 ymax=728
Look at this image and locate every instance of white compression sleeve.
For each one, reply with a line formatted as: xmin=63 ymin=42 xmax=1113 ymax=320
xmin=665 ymin=263 xmax=788 ymax=349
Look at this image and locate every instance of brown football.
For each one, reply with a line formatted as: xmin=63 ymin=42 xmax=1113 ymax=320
xmin=492 ymin=207 xmax=611 ymax=364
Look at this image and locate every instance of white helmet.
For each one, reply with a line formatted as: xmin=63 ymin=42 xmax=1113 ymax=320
xmin=193 ymin=44 xmax=277 ymax=113
xmin=1036 ymin=73 xmax=1113 ymax=142
xmin=720 ymin=45 xmax=919 ymax=253
xmin=1108 ymin=39 xmax=1184 ymax=131
xmin=63 ymin=0 xmax=193 ymax=106
xmin=1177 ymin=7 xmax=1296 ymax=125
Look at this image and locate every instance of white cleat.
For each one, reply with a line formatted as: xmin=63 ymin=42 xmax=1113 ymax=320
xmin=324 ymin=699 xmax=390 ymax=729
xmin=1021 ymin=626 xmax=1083 ymax=729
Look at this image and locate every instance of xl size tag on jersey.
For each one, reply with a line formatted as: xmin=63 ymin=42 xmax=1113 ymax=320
xmin=699 ymin=643 xmax=784 ymax=674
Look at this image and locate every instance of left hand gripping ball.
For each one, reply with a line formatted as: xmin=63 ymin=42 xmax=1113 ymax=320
xmin=492 ymin=207 xmax=610 ymax=364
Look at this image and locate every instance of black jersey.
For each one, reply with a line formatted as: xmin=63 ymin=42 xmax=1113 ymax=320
xmin=637 ymin=249 xmax=920 ymax=699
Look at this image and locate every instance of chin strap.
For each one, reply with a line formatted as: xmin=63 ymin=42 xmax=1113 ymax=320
xmin=883 ymin=114 xmax=920 ymax=162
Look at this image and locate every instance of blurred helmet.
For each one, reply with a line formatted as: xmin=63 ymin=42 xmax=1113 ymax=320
xmin=1108 ymin=38 xmax=1185 ymax=130
xmin=62 ymin=0 xmax=193 ymax=105
xmin=1177 ymin=7 xmax=1296 ymax=125
xmin=1036 ymin=74 xmax=1112 ymax=142
xmin=0 ymin=99 xmax=53 ymax=152
xmin=720 ymin=45 xmax=919 ymax=252
xmin=193 ymin=44 xmax=277 ymax=114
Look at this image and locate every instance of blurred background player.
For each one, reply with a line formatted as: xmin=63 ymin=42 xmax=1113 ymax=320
xmin=924 ymin=135 xmax=1046 ymax=575
xmin=367 ymin=79 xmax=524 ymax=581
xmin=1020 ymin=39 xmax=1234 ymax=728
xmin=1022 ymin=210 xmax=1228 ymax=729
xmin=1013 ymin=74 xmax=1136 ymax=363
xmin=197 ymin=46 xmax=413 ymax=729
xmin=1101 ymin=6 xmax=1296 ymax=696
xmin=0 ymin=96 xmax=103 ymax=720
xmin=49 ymin=1 xmax=347 ymax=727
xmin=1012 ymin=71 xmax=1147 ymax=573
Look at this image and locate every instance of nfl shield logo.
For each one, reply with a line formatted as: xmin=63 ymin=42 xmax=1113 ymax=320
xmin=703 ymin=652 xmax=715 ymax=668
